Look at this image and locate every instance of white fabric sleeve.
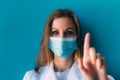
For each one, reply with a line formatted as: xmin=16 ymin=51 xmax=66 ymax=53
xmin=107 ymin=75 xmax=115 ymax=80
xmin=23 ymin=71 xmax=30 ymax=80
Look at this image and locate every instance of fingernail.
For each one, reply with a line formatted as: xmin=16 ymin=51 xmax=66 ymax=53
xmin=87 ymin=32 xmax=90 ymax=35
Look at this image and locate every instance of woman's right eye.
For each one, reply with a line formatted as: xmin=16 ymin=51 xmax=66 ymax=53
xmin=52 ymin=31 xmax=59 ymax=35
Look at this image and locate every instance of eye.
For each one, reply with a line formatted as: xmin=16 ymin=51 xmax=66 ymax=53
xmin=52 ymin=31 xmax=59 ymax=35
xmin=65 ymin=31 xmax=73 ymax=36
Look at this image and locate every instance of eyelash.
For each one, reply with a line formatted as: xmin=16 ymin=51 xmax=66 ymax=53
xmin=51 ymin=31 xmax=74 ymax=36
xmin=65 ymin=31 xmax=73 ymax=35
xmin=52 ymin=31 xmax=59 ymax=35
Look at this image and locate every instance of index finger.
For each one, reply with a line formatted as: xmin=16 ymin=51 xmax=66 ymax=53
xmin=84 ymin=33 xmax=90 ymax=57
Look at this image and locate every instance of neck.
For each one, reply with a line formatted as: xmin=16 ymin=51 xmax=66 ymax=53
xmin=53 ymin=55 xmax=74 ymax=72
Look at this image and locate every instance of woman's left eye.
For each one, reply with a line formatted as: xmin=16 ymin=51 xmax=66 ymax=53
xmin=65 ymin=31 xmax=73 ymax=35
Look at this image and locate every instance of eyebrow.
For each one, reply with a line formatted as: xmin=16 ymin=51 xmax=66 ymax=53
xmin=52 ymin=28 xmax=75 ymax=31
xmin=66 ymin=28 xmax=75 ymax=31
xmin=52 ymin=28 xmax=58 ymax=30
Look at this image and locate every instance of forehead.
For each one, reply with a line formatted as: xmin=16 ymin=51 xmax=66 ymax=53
xmin=52 ymin=17 xmax=75 ymax=29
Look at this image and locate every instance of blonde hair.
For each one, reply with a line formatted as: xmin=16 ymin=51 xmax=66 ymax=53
xmin=35 ymin=9 xmax=83 ymax=72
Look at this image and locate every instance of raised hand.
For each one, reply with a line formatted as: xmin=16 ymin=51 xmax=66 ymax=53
xmin=78 ymin=33 xmax=107 ymax=80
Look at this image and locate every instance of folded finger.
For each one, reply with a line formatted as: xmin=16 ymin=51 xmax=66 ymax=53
xmin=89 ymin=47 xmax=97 ymax=64
xmin=96 ymin=53 xmax=103 ymax=70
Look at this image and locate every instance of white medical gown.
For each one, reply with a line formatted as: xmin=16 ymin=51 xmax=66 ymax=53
xmin=23 ymin=62 xmax=115 ymax=80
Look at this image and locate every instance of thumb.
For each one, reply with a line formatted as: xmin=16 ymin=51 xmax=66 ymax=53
xmin=78 ymin=58 xmax=86 ymax=72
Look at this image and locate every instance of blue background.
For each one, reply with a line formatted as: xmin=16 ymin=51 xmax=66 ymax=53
xmin=0 ymin=0 xmax=120 ymax=80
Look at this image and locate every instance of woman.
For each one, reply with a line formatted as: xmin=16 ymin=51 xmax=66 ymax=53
xmin=23 ymin=9 xmax=114 ymax=80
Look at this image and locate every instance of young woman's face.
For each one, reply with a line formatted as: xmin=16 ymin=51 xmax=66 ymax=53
xmin=51 ymin=17 xmax=77 ymax=38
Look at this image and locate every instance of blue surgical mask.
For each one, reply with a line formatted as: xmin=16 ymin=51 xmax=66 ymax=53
xmin=49 ymin=37 xmax=77 ymax=58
